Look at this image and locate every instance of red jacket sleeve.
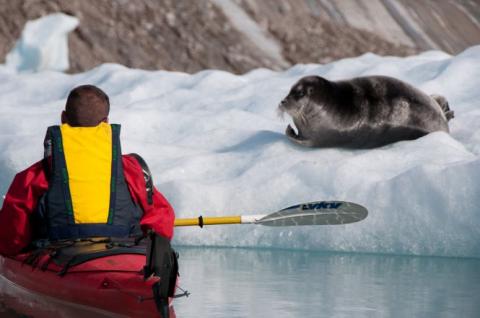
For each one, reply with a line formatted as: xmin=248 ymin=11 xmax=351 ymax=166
xmin=0 ymin=160 xmax=49 ymax=256
xmin=122 ymin=155 xmax=175 ymax=240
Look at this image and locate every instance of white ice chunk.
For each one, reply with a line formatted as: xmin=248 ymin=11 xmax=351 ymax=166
xmin=5 ymin=13 xmax=79 ymax=73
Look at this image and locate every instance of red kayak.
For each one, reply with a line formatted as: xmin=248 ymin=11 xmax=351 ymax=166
xmin=0 ymin=238 xmax=180 ymax=317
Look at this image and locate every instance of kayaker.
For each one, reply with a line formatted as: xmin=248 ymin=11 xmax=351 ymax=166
xmin=0 ymin=85 xmax=175 ymax=256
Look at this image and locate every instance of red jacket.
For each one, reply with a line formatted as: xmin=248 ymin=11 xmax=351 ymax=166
xmin=0 ymin=155 xmax=175 ymax=256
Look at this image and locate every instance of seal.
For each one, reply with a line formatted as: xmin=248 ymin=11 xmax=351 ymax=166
xmin=278 ymin=75 xmax=454 ymax=148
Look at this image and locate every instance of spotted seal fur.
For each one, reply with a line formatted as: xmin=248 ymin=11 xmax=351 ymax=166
xmin=278 ymin=75 xmax=453 ymax=148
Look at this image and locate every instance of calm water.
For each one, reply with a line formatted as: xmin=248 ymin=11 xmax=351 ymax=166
xmin=2 ymin=247 xmax=480 ymax=318
xmin=173 ymin=247 xmax=480 ymax=318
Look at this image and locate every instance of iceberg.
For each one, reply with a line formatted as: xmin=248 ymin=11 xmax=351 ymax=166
xmin=0 ymin=16 xmax=479 ymax=257
xmin=5 ymin=13 xmax=79 ymax=73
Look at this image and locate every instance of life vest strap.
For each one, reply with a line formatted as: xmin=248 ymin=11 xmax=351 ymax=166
xmin=48 ymin=126 xmax=75 ymax=224
xmin=108 ymin=124 xmax=121 ymax=224
xmin=49 ymin=224 xmax=131 ymax=241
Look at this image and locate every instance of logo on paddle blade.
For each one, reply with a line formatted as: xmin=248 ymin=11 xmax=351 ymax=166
xmin=287 ymin=202 xmax=343 ymax=211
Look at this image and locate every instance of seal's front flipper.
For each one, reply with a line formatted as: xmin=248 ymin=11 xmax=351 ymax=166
xmin=286 ymin=124 xmax=315 ymax=147
xmin=431 ymin=94 xmax=454 ymax=121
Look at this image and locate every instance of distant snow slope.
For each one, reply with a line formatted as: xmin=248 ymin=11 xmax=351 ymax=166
xmin=1 ymin=46 xmax=479 ymax=258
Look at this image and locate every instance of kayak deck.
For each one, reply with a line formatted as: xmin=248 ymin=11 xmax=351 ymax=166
xmin=0 ymin=239 xmax=176 ymax=317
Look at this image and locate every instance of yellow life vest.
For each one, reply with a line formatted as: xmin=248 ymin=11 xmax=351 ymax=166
xmin=61 ymin=122 xmax=112 ymax=223
xmin=40 ymin=123 xmax=141 ymax=240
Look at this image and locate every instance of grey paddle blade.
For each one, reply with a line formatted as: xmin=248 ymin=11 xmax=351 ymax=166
xmin=257 ymin=201 xmax=368 ymax=226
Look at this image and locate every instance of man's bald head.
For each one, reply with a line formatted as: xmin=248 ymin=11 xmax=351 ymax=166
xmin=63 ymin=85 xmax=110 ymax=127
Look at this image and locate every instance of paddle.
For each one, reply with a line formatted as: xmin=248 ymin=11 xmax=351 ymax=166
xmin=174 ymin=201 xmax=368 ymax=227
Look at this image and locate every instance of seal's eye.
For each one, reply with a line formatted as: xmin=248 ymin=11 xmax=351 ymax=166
xmin=293 ymin=90 xmax=305 ymax=99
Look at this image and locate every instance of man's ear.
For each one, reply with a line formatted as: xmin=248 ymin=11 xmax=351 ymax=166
xmin=61 ymin=111 xmax=68 ymax=124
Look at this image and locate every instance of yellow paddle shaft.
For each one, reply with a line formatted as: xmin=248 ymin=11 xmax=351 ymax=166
xmin=174 ymin=214 xmax=264 ymax=227
xmin=174 ymin=216 xmax=242 ymax=227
